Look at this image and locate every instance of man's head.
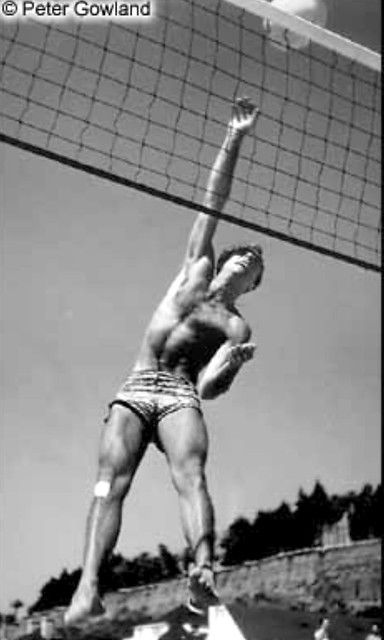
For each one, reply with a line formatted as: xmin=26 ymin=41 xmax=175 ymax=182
xmin=216 ymin=243 xmax=264 ymax=296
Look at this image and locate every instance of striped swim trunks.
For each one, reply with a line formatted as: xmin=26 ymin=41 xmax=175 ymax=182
xmin=105 ymin=370 xmax=202 ymax=435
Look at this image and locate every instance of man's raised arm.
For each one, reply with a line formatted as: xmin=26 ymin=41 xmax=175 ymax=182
xmin=183 ymin=98 xmax=259 ymax=268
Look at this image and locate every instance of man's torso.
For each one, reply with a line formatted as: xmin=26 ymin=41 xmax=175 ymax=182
xmin=134 ymin=257 xmax=248 ymax=383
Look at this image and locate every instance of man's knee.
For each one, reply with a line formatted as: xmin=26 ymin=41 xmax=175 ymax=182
xmin=94 ymin=451 xmax=134 ymax=500
xmin=171 ymin=460 xmax=208 ymax=498
xmin=96 ymin=431 xmax=135 ymax=499
xmin=94 ymin=472 xmax=131 ymax=501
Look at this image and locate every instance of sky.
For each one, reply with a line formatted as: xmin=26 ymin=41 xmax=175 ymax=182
xmin=0 ymin=0 xmax=381 ymax=614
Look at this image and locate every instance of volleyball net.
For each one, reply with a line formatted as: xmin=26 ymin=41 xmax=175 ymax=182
xmin=0 ymin=0 xmax=381 ymax=271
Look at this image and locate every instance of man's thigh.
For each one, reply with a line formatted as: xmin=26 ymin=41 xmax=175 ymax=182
xmin=156 ymin=408 xmax=209 ymax=468
xmin=99 ymin=404 xmax=150 ymax=474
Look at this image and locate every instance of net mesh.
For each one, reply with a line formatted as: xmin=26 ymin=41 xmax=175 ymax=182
xmin=0 ymin=0 xmax=381 ymax=271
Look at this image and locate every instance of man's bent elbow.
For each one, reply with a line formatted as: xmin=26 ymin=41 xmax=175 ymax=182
xmin=200 ymin=387 xmax=217 ymax=400
xmin=199 ymin=380 xmax=231 ymax=400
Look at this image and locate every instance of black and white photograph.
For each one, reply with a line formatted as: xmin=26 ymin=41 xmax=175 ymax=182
xmin=0 ymin=0 xmax=381 ymax=638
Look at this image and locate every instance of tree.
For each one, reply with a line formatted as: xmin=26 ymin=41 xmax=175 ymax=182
xmin=349 ymin=483 xmax=375 ymax=540
xmin=371 ymin=484 xmax=383 ymax=537
xmin=251 ymin=504 xmax=294 ymax=560
xmin=271 ymin=501 xmax=295 ymax=552
xmin=292 ymin=481 xmax=331 ymax=548
xmin=220 ymin=517 xmax=253 ymax=565
xmin=310 ymin=481 xmax=331 ymax=524
xmin=292 ymin=487 xmax=316 ymax=548
xmin=29 ymin=569 xmax=81 ymax=613
xmin=158 ymin=544 xmax=180 ymax=580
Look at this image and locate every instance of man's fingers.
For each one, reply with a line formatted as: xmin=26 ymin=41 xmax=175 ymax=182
xmin=229 ymin=98 xmax=259 ymax=136
xmin=242 ymin=342 xmax=256 ymax=353
xmin=228 ymin=343 xmax=256 ymax=366
xmin=235 ymin=96 xmax=249 ymax=106
xmin=240 ymin=343 xmax=256 ymax=361
xmin=230 ymin=343 xmax=256 ymax=354
xmin=232 ymin=100 xmax=240 ymax=120
xmin=235 ymin=97 xmax=258 ymax=118
xmin=228 ymin=346 xmax=244 ymax=366
xmin=238 ymin=99 xmax=251 ymax=122
xmin=236 ymin=96 xmax=251 ymax=109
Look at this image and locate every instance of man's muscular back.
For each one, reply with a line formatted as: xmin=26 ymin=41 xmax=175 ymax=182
xmin=134 ymin=256 xmax=250 ymax=384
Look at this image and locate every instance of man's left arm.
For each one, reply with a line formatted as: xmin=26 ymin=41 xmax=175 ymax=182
xmin=197 ymin=341 xmax=255 ymax=399
xmin=197 ymin=320 xmax=255 ymax=399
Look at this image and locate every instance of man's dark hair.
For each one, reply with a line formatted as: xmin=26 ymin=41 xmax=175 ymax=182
xmin=216 ymin=243 xmax=264 ymax=288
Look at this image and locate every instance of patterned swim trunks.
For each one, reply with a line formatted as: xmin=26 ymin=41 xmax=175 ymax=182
xmin=105 ymin=370 xmax=202 ymax=439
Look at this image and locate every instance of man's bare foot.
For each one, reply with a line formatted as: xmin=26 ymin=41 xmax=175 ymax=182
xmin=64 ymin=586 xmax=105 ymax=626
xmin=187 ymin=565 xmax=219 ymax=616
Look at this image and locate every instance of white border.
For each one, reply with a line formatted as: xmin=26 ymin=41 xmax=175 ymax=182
xmin=224 ymin=0 xmax=381 ymax=72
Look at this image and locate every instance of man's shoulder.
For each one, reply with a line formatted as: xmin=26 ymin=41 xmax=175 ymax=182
xmin=163 ymin=257 xmax=213 ymax=302
xmin=183 ymin=252 xmax=214 ymax=277
xmin=227 ymin=312 xmax=251 ymax=342
xmin=178 ymin=256 xmax=214 ymax=292
xmin=188 ymin=255 xmax=215 ymax=279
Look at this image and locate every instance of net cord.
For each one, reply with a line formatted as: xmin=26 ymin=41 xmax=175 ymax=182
xmin=1 ymin=132 xmax=380 ymax=274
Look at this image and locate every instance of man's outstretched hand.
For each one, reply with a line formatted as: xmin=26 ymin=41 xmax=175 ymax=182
xmin=228 ymin=97 xmax=259 ymax=136
xmin=226 ymin=342 xmax=256 ymax=369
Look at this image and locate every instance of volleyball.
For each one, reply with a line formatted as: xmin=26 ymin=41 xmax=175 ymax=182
xmin=263 ymin=0 xmax=328 ymax=50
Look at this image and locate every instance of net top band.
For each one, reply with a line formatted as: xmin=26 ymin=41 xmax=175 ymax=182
xmin=226 ymin=0 xmax=381 ymax=71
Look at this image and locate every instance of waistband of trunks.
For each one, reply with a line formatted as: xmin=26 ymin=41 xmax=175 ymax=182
xmin=121 ymin=369 xmax=198 ymax=394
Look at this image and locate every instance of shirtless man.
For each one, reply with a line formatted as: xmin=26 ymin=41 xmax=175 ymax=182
xmin=65 ymin=97 xmax=264 ymax=624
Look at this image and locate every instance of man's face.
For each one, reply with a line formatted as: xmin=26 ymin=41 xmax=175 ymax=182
xmin=222 ymin=250 xmax=262 ymax=294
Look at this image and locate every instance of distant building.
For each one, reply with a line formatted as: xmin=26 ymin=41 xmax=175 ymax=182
xmin=0 ymin=619 xmax=18 ymax=640
xmin=321 ymin=511 xmax=351 ymax=547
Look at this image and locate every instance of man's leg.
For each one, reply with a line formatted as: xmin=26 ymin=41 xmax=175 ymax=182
xmin=65 ymin=405 xmax=149 ymax=624
xmin=157 ymin=408 xmax=217 ymax=610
